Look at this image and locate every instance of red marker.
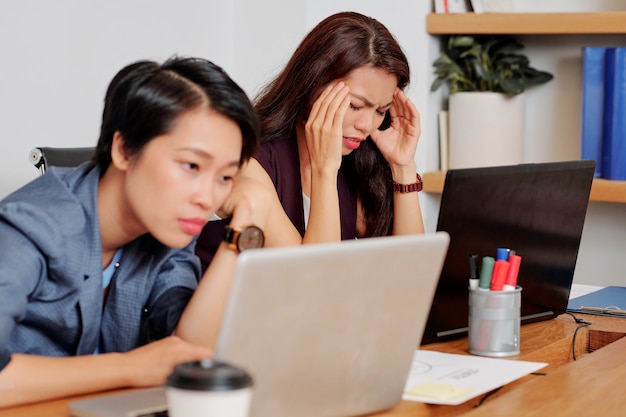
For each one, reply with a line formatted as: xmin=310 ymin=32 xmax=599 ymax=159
xmin=503 ymin=254 xmax=522 ymax=291
xmin=490 ymin=259 xmax=510 ymax=291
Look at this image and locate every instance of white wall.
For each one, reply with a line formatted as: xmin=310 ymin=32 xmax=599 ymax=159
xmin=0 ymin=0 xmax=436 ymax=192
xmin=0 ymin=1 xmax=621 ymax=286
xmin=0 ymin=0 xmax=236 ymax=197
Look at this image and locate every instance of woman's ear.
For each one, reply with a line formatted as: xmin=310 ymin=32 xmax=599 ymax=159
xmin=110 ymin=131 xmax=131 ymax=171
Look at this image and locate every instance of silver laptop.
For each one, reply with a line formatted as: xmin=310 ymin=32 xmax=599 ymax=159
xmin=69 ymin=232 xmax=449 ymax=417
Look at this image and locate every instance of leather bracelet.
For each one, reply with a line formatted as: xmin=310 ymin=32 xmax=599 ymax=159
xmin=392 ymin=173 xmax=423 ymax=193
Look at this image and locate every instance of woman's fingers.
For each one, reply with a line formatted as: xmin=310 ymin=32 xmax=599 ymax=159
xmin=304 ymin=82 xmax=349 ymax=171
xmin=125 ymin=336 xmax=213 ymax=387
xmin=308 ymin=82 xmax=349 ymax=130
xmin=370 ymin=89 xmax=422 ymax=166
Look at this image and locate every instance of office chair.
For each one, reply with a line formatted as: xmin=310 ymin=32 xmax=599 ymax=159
xmin=29 ymin=146 xmax=95 ymax=175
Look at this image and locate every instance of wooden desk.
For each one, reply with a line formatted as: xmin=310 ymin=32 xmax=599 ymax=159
xmin=2 ymin=313 xmax=625 ymax=417
xmin=460 ymin=334 xmax=626 ymax=417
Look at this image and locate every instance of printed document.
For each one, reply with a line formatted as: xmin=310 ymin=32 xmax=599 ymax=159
xmin=403 ymin=350 xmax=546 ymax=405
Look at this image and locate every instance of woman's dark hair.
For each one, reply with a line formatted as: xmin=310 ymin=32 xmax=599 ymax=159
xmin=254 ymin=11 xmax=410 ymax=237
xmin=95 ymin=56 xmax=260 ymax=173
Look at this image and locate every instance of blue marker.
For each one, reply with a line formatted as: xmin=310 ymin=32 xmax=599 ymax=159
xmin=496 ymin=247 xmax=510 ymax=261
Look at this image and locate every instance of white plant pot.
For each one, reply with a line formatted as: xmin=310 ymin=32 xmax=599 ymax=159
xmin=448 ymin=92 xmax=525 ymax=169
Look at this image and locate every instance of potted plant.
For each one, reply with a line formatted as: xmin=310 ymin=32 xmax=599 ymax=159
xmin=431 ymin=35 xmax=554 ymax=169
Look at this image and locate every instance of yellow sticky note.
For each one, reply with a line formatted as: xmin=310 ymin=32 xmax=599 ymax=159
xmin=405 ymin=381 xmax=476 ymax=400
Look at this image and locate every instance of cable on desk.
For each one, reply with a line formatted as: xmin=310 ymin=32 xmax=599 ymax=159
xmin=474 ymin=386 xmax=503 ymax=407
xmin=471 ymin=369 xmax=548 ymax=408
xmin=472 ymin=370 xmax=547 ymax=408
xmin=565 ymin=312 xmax=592 ymax=360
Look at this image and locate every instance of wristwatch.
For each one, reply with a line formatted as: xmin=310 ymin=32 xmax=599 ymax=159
xmin=224 ymin=225 xmax=265 ymax=253
xmin=392 ymin=173 xmax=423 ymax=193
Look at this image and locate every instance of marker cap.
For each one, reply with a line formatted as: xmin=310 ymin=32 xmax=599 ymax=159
xmin=478 ymin=256 xmax=495 ymax=290
xmin=503 ymin=254 xmax=522 ymax=290
xmin=490 ymin=260 xmax=510 ymax=291
xmin=496 ymin=247 xmax=510 ymax=261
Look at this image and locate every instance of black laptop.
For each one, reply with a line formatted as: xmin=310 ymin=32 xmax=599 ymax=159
xmin=421 ymin=160 xmax=595 ymax=344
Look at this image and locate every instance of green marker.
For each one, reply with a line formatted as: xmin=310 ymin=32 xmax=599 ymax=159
xmin=478 ymin=256 xmax=495 ymax=291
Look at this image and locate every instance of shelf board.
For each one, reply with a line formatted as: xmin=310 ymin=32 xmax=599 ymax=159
xmin=422 ymin=171 xmax=446 ymax=194
xmin=427 ymin=12 xmax=626 ymax=35
xmin=423 ymin=171 xmax=626 ymax=203
xmin=589 ymin=178 xmax=626 ymax=203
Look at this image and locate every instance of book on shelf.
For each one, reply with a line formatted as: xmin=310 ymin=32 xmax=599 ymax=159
xmin=601 ymin=47 xmax=626 ymax=181
xmin=438 ymin=110 xmax=449 ymax=172
xmin=473 ymin=0 xmax=626 ymax=13
xmin=601 ymin=48 xmax=616 ymax=179
xmin=580 ymin=46 xmax=626 ymax=181
xmin=580 ymin=47 xmax=606 ymax=178
xmin=433 ymin=0 xmax=469 ymax=14
xmin=469 ymin=0 xmax=485 ymax=13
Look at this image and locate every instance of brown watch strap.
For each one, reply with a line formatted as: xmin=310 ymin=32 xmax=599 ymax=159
xmin=392 ymin=173 xmax=423 ymax=193
xmin=224 ymin=226 xmax=241 ymax=252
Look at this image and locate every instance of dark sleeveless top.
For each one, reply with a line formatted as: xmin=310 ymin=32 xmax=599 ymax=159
xmin=194 ymin=136 xmax=357 ymax=272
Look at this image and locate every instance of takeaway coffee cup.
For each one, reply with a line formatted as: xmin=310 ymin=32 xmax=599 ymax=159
xmin=166 ymin=359 xmax=253 ymax=417
xmin=468 ymin=286 xmax=522 ymax=357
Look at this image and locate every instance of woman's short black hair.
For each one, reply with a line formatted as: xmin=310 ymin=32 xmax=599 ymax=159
xmin=94 ymin=56 xmax=259 ymax=173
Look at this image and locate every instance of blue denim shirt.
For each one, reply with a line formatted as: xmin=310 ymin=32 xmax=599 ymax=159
xmin=0 ymin=163 xmax=201 ymax=369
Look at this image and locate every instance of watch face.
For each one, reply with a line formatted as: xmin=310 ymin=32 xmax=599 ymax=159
xmin=238 ymin=226 xmax=265 ymax=251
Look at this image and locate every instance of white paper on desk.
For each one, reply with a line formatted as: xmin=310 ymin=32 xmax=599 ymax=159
xmin=403 ymin=350 xmax=546 ymax=405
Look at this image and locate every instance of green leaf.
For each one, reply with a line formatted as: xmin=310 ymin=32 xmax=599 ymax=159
xmin=431 ymin=34 xmax=553 ymax=96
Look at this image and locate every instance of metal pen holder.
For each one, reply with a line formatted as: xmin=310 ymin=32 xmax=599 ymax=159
xmin=468 ymin=286 xmax=522 ymax=357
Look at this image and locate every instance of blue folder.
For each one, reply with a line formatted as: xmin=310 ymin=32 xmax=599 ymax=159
xmin=580 ymin=46 xmax=606 ymax=178
xmin=567 ymin=286 xmax=626 ymax=317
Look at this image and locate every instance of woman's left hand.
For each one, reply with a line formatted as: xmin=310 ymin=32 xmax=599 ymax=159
xmin=369 ymin=89 xmax=421 ymax=167
xmin=215 ymin=166 xmax=274 ymax=230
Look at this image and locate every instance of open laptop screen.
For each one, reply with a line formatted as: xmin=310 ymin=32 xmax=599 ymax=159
xmin=421 ymin=160 xmax=595 ymax=344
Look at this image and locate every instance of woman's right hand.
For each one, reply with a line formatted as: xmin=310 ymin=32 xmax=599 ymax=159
xmin=304 ymin=82 xmax=350 ymax=174
xmin=122 ymin=336 xmax=213 ymax=387
xmin=0 ymin=336 xmax=212 ymax=408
